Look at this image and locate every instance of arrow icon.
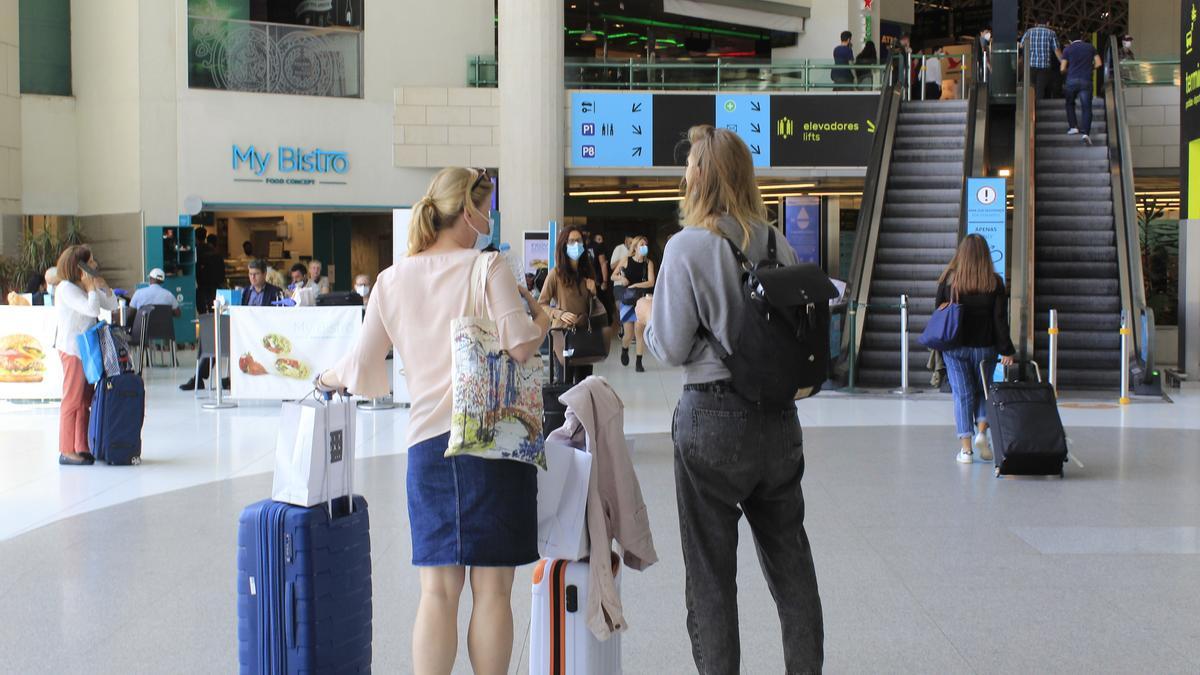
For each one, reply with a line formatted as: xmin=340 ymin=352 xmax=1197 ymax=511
xmin=750 ymin=145 xmax=761 ymax=155
xmin=632 ymin=146 xmax=643 ymax=157
xmin=750 ymin=122 xmax=761 ymax=134
xmin=866 ymin=120 xmax=876 ymax=133
xmin=750 ymin=101 xmax=761 ymax=112
xmin=631 ymin=102 xmax=643 ymax=112
xmin=632 ymin=124 xmax=642 ymax=135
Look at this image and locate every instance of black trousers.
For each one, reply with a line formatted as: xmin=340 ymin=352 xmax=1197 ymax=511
xmin=673 ymin=385 xmax=824 ymax=674
xmin=1032 ymin=67 xmax=1055 ymax=100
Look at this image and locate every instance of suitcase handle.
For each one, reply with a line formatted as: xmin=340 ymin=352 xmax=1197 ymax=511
xmin=979 ymin=359 xmax=1041 ymax=400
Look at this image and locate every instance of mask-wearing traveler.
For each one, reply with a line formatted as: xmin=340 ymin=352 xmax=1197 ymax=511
xmin=316 ymin=167 xmax=549 ymax=674
xmin=642 ymin=125 xmax=824 ymax=672
xmin=935 ymin=233 xmax=1016 ymax=464
xmin=612 ymin=235 xmax=655 ymax=372
xmin=539 ymin=225 xmax=600 ymax=384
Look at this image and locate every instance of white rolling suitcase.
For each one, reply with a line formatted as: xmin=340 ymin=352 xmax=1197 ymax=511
xmin=530 ymin=559 xmax=621 ymax=674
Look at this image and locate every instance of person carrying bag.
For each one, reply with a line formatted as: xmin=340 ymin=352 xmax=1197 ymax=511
xmin=539 ymin=224 xmax=611 ymax=383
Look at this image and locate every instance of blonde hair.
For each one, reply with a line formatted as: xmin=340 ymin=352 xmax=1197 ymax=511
xmin=408 ymin=167 xmax=495 ymax=255
xmin=680 ymin=125 xmax=770 ymax=248
xmin=939 ymin=233 xmax=998 ymax=295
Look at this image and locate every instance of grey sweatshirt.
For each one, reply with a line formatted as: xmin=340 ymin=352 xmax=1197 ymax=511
xmin=644 ymin=215 xmax=798 ymax=384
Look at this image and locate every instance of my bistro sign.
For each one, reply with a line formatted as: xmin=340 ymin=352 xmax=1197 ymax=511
xmin=231 ymin=144 xmax=349 ymax=186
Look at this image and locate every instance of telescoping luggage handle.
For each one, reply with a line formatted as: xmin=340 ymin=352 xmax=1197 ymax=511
xmin=979 ymin=359 xmax=1042 ymax=401
xmin=312 ymin=389 xmax=355 ymax=515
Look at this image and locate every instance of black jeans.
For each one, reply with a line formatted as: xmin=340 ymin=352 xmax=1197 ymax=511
xmin=1032 ymin=66 xmax=1055 ymax=99
xmin=673 ymin=384 xmax=824 ymax=674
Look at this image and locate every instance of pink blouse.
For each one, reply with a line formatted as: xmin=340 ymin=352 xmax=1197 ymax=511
xmin=325 ymin=248 xmax=541 ymax=446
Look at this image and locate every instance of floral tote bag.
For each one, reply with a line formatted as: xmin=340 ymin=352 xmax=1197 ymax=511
xmin=446 ymin=253 xmax=547 ymax=469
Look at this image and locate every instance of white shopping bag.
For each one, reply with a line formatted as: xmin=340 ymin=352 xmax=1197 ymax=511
xmin=272 ymin=396 xmax=356 ymax=508
xmin=537 ymin=440 xmax=592 ymax=561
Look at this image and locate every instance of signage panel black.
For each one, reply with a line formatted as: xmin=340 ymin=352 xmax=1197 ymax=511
xmin=770 ymin=95 xmax=878 ymax=167
xmin=652 ymin=95 xmax=715 ymax=166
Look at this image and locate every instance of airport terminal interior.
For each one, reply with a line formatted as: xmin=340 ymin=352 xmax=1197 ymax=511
xmin=2 ymin=0 xmax=1199 ymax=672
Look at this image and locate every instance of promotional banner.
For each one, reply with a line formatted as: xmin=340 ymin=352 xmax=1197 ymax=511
xmin=965 ymin=177 xmax=1007 ymax=281
xmin=0 ymin=306 xmax=64 ymax=400
xmin=571 ymin=91 xmax=878 ymax=168
xmin=229 ymin=306 xmax=363 ymax=400
xmin=783 ymin=196 xmax=822 ymax=264
xmin=524 ymin=231 xmax=550 ymax=276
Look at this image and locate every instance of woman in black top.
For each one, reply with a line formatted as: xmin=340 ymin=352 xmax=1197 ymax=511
xmin=935 ymin=234 xmax=1016 ymax=464
xmin=612 ymin=235 xmax=655 ymax=372
xmin=855 ymin=40 xmax=878 ymax=88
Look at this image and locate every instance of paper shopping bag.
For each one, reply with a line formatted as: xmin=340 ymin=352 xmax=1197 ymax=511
xmin=536 ymin=440 xmax=592 ymax=561
xmin=271 ymin=397 xmax=357 ymax=507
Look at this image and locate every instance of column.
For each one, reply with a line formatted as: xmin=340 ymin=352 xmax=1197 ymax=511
xmin=0 ymin=0 xmax=21 ymax=257
xmin=498 ymin=0 xmax=564 ymax=249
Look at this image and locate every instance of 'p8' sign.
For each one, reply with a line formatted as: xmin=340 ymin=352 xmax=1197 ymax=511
xmin=581 ymin=145 xmax=596 ymax=159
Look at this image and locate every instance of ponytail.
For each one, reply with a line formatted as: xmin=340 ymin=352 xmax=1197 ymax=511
xmin=407 ymin=167 xmax=494 ymax=256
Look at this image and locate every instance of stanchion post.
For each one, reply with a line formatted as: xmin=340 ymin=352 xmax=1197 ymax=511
xmin=892 ymin=294 xmax=911 ymax=395
xmin=845 ymin=301 xmax=859 ymax=391
xmin=202 ymin=299 xmax=237 ymax=410
xmin=357 ymin=396 xmax=397 ymax=411
xmin=1048 ymin=308 xmax=1059 ymax=395
xmin=1119 ymin=311 xmax=1131 ymax=405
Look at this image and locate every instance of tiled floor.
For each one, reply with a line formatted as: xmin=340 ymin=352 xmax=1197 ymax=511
xmin=1 ymin=354 xmax=1198 ymax=673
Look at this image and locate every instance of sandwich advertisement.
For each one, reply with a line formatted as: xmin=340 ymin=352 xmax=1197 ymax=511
xmin=0 ymin=306 xmax=63 ymax=400
xmin=228 ymin=306 xmax=363 ymax=400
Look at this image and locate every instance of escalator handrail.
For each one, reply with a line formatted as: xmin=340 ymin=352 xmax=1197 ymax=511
xmin=1011 ymin=49 xmax=1037 ymax=364
xmin=839 ymin=59 xmax=903 ymax=366
xmin=958 ymin=78 xmax=988 ymax=239
xmin=1106 ymin=35 xmax=1154 ymax=379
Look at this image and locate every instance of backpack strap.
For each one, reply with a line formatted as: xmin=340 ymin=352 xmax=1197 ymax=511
xmin=767 ymin=228 xmax=777 ymax=262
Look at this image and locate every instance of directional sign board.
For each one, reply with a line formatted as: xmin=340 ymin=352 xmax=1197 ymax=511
xmin=569 ymin=92 xmax=877 ymax=168
xmin=715 ymin=94 xmax=771 ymax=167
xmin=571 ymin=92 xmax=653 ymax=167
xmin=965 ymin=177 xmax=1007 ymax=281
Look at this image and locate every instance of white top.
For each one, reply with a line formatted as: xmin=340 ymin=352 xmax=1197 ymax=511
xmin=610 ymin=244 xmax=630 ymax=271
xmin=130 ymin=283 xmax=179 ymax=311
xmin=54 ymin=281 xmax=118 ymax=356
xmin=923 ymin=55 xmax=943 ymax=85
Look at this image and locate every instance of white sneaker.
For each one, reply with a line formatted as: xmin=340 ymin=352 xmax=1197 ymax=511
xmin=1082 ymin=134 xmax=1092 ymax=146
xmin=1067 ymin=128 xmax=1079 ymax=135
xmin=956 ymin=449 xmax=974 ymax=464
xmin=974 ymin=431 xmax=993 ymax=461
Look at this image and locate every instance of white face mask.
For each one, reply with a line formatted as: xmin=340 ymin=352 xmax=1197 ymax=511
xmin=355 ymin=284 xmax=369 ymax=297
xmin=1123 ymin=40 xmax=1133 ymax=48
xmin=467 ymin=209 xmax=491 ymax=250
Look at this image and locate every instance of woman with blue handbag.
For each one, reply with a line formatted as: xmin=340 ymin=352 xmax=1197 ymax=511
xmin=934 ymin=234 xmax=1016 ymax=464
xmin=52 ymin=245 xmax=118 ymax=466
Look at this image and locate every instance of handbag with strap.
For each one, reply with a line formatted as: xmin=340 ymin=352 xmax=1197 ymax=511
xmin=76 ymin=322 xmax=107 ymax=384
xmin=563 ymin=294 xmax=610 ymax=365
xmin=620 ymin=287 xmax=645 ymax=306
xmin=446 ymin=253 xmax=547 ymax=469
xmin=919 ymin=287 xmax=962 ymax=352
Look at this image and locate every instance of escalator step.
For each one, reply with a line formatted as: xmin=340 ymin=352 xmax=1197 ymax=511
xmin=1036 ymin=246 xmax=1117 ymax=262
xmin=880 ymin=217 xmax=961 ymax=232
xmin=869 ymin=279 xmax=940 ymax=297
xmin=1035 ymin=315 xmax=1122 ymax=332
xmin=887 ymin=174 xmax=962 ymax=190
xmin=874 ymin=263 xmax=949 ymax=279
xmin=894 ymin=124 xmax=966 ymax=138
xmin=1036 ymin=186 xmax=1112 ymax=201
xmin=876 ymin=247 xmax=958 ymax=264
xmin=1035 ymin=332 xmax=1122 ymax=351
xmin=1039 ymin=133 xmax=1109 ymax=145
xmin=883 ymin=188 xmax=963 ymax=204
xmin=894 ymin=136 xmax=966 ymax=150
xmin=1034 ymin=294 xmax=1121 ymax=312
xmin=1036 ymin=277 xmax=1119 ymax=295
xmin=1042 ymin=368 xmax=1122 ymax=388
xmin=1036 ymin=145 xmax=1110 ymax=161
xmin=867 ymin=296 xmax=937 ymax=314
xmin=1036 ymin=159 xmax=1109 ymax=172
xmin=896 ymin=112 xmax=968 ymax=124
xmin=1035 ymin=214 xmax=1115 ymax=230
xmin=892 ymin=149 xmax=965 ymax=162
xmin=891 ymin=161 xmax=963 ymax=175
xmin=878 ymin=231 xmax=959 ymax=248
xmin=1035 ymin=172 xmax=1111 ymax=187
xmin=1036 ymin=229 xmax=1115 ymax=246
xmin=901 ymin=99 xmax=969 ymax=111
xmin=883 ymin=202 xmax=962 ymax=218
xmin=1037 ymin=200 xmax=1113 ymax=216
xmin=1035 ymin=261 xmax=1119 ymax=278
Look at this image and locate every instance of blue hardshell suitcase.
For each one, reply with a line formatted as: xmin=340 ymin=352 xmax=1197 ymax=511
xmin=88 ymin=372 xmax=145 ymax=465
xmin=237 ymin=495 xmax=372 ymax=674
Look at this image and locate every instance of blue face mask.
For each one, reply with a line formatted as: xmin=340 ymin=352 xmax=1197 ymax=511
xmin=468 ymin=210 xmax=492 ymax=250
xmin=638 ymin=245 xmax=649 ymax=256
xmin=566 ymin=242 xmax=585 ymax=261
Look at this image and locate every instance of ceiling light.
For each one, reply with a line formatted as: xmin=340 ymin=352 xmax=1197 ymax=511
xmin=639 ymin=195 xmax=684 ymax=202
xmin=588 ymin=198 xmax=634 ymax=203
xmin=624 ymin=187 xmax=680 ymax=194
xmin=581 ymin=22 xmax=598 ymax=42
xmin=569 ymin=190 xmax=621 ymax=196
xmin=809 ymin=191 xmax=862 ymax=196
xmin=759 ymin=183 xmax=817 ymax=190
xmin=997 ymin=168 xmax=1012 ymax=177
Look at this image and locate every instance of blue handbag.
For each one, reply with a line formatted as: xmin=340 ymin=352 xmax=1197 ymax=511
xmin=76 ymin=322 xmax=107 ymax=384
xmin=919 ymin=299 xmax=962 ymax=352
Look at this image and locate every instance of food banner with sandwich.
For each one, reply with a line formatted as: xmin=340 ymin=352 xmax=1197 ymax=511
xmin=0 ymin=306 xmax=63 ymax=400
xmin=228 ymin=306 xmax=363 ymax=400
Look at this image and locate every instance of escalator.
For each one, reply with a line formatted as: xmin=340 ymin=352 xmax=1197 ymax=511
xmin=843 ymin=73 xmax=981 ymax=389
xmin=1012 ymin=37 xmax=1158 ymax=393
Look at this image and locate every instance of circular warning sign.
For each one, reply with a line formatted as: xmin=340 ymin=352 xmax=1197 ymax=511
xmin=976 ymin=185 xmax=998 ymax=205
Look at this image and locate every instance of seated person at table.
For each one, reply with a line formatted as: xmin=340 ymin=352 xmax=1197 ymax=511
xmin=242 ymin=260 xmax=283 ymax=307
xmin=288 ymin=263 xmax=309 ymax=291
xmin=130 ymin=268 xmax=181 ymax=317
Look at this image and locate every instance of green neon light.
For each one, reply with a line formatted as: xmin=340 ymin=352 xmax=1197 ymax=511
xmin=597 ymin=14 xmax=767 ymax=40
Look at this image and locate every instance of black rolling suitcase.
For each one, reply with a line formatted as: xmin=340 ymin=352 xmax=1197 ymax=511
xmin=980 ymin=360 xmax=1069 ymax=477
xmin=543 ymin=331 xmax=571 ymax=434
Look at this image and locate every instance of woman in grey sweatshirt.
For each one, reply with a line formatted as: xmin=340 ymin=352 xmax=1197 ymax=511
xmin=641 ymin=125 xmax=824 ymax=674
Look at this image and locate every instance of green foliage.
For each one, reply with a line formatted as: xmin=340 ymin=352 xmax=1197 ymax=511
xmin=1137 ymin=207 xmax=1178 ymax=325
xmin=0 ymin=220 xmax=85 ymax=300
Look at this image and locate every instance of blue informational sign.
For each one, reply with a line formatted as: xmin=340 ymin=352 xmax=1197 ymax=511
xmin=966 ymin=177 xmax=1007 ymax=281
xmin=570 ymin=92 xmax=654 ymax=167
xmin=715 ymin=94 xmax=771 ymax=167
xmin=548 ymin=220 xmax=558 ymax=270
xmin=783 ymin=197 xmax=822 ymax=264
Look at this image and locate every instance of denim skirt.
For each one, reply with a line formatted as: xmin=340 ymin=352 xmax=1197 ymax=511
xmin=407 ymin=432 xmax=539 ymax=567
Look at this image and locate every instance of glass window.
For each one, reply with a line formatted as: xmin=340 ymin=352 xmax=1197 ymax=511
xmin=18 ymin=0 xmax=71 ymax=96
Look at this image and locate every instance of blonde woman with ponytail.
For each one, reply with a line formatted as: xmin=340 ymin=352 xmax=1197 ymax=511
xmin=318 ymin=167 xmax=550 ymax=675
xmin=642 ymin=125 xmax=824 ymax=672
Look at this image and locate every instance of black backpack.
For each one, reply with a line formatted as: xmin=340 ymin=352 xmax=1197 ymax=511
xmin=701 ymin=229 xmax=839 ymax=405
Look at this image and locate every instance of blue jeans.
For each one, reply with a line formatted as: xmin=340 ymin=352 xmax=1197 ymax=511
xmin=1064 ymin=79 xmax=1093 ymax=135
xmin=943 ymin=346 xmax=996 ymax=439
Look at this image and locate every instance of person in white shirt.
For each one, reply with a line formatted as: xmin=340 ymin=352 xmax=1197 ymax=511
xmin=308 ymin=259 xmax=332 ymax=295
xmin=53 ymin=245 xmax=118 ymax=466
xmin=922 ymin=48 xmax=943 ymax=100
xmin=129 ymin=268 xmax=181 ymax=317
xmin=610 ymin=235 xmax=632 ymax=271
